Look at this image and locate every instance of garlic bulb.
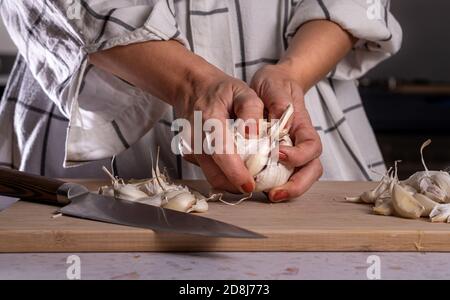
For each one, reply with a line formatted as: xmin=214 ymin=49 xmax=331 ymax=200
xmin=346 ymin=140 xmax=450 ymax=223
xmin=236 ymin=104 xmax=295 ymax=192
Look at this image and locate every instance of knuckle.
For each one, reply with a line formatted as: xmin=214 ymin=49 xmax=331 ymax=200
xmin=269 ymin=102 xmax=290 ymax=118
xmin=316 ymin=160 xmax=324 ymax=178
xmin=314 ymin=139 xmax=323 ymax=157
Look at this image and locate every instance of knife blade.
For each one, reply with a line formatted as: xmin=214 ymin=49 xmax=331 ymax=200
xmin=0 ymin=196 xmax=19 ymax=212
xmin=0 ymin=167 xmax=264 ymax=239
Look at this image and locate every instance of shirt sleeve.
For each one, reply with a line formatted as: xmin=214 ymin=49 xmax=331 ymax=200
xmin=0 ymin=0 xmax=186 ymax=166
xmin=286 ymin=0 xmax=402 ymax=80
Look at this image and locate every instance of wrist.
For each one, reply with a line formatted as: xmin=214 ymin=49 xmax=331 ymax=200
xmin=174 ymin=57 xmax=229 ymax=115
xmin=275 ymin=58 xmax=311 ymax=91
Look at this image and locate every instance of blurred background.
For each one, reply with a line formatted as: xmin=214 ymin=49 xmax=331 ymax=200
xmin=1 ymin=0 xmax=449 ymax=179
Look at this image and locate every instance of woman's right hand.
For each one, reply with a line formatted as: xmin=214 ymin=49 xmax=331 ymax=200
xmin=90 ymin=40 xmax=264 ymax=193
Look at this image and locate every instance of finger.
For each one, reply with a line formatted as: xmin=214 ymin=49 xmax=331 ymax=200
xmin=233 ymin=90 xmax=264 ymax=137
xmin=260 ymin=88 xmax=296 ymax=131
xmin=267 ymin=158 xmax=323 ymax=202
xmin=205 ymin=112 xmax=256 ymax=193
xmin=212 ymin=152 xmax=255 ymax=193
xmin=196 ymin=154 xmax=240 ymax=193
xmin=279 ymin=128 xmax=322 ymax=167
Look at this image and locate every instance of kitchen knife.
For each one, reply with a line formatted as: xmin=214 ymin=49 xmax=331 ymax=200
xmin=0 ymin=167 xmax=264 ymax=238
xmin=0 ymin=195 xmax=19 ymax=212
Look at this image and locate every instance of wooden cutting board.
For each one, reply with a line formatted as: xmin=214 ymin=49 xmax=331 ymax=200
xmin=1 ymin=180 xmax=450 ymax=252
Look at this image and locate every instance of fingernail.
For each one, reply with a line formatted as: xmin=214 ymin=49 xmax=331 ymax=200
xmin=272 ymin=190 xmax=289 ymax=202
xmin=245 ymin=126 xmax=259 ymax=137
xmin=241 ymin=181 xmax=255 ymax=193
xmin=279 ymin=151 xmax=288 ymax=161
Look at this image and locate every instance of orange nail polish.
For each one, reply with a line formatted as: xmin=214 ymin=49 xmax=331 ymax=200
xmin=272 ymin=190 xmax=289 ymax=202
xmin=241 ymin=181 xmax=254 ymax=193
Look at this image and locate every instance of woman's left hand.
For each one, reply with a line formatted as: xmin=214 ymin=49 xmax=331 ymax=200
xmin=251 ymin=64 xmax=323 ymax=202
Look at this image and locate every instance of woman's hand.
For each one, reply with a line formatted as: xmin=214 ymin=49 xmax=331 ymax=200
xmin=249 ymin=20 xmax=356 ymax=202
xmin=251 ymin=64 xmax=323 ymax=202
xmin=180 ymin=69 xmax=265 ymax=194
xmin=90 ymin=40 xmax=264 ymax=193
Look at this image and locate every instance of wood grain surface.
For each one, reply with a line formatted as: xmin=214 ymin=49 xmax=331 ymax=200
xmin=1 ymin=180 xmax=450 ymax=252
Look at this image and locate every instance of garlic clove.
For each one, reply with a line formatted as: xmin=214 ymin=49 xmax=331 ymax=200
xmin=400 ymin=184 xmax=417 ymax=195
xmin=163 ymin=192 xmax=197 ymax=212
xmin=98 ymin=186 xmax=115 ymax=197
xmin=392 ymin=183 xmax=425 ymax=219
xmin=245 ymin=153 xmax=270 ymax=177
xmin=431 ymin=172 xmax=450 ymax=202
xmin=114 ymin=184 xmax=151 ymax=201
xmin=373 ymin=198 xmax=394 ymax=216
xmin=430 ymin=203 xmax=450 ymax=223
xmin=413 ymin=193 xmax=438 ymax=216
xmin=188 ymin=199 xmax=209 ymax=213
xmin=254 ymin=161 xmax=294 ymax=192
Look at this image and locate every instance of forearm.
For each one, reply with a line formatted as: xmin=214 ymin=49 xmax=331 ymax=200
xmin=89 ymin=40 xmax=225 ymax=113
xmin=278 ymin=20 xmax=356 ymax=91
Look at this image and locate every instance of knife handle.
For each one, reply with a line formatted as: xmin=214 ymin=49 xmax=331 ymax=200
xmin=0 ymin=167 xmax=65 ymax=204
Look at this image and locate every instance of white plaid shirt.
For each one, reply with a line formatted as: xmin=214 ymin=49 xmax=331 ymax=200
xmin=0 ymin=0 xmax=401 ymax=180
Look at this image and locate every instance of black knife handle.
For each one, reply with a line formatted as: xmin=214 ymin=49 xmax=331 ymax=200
xmin=0 ymin=167 xmax=65 ymax=204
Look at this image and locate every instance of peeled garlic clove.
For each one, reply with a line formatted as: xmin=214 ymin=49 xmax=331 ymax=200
xmin=392 ymin=183 xmax=425 ymax=219
xmin=163 ymin=192 xmax=196 ymax=212
xmin=413 ymin=193 xmax=438 ymax=216
xmin=188 ymin=199 xmax=209 ymax=213
xmin=373 ymin=198 xmax=394 ymax=216
xmin=429 ymin=204 xmax=450 ymax=223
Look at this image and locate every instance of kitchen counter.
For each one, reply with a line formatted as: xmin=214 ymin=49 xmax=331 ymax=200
xmin=1 ymin=252 xmax=450 ymax=280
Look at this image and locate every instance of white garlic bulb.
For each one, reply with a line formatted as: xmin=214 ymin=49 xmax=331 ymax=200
xmin=235 ymin=104 xmax=295 ymax=192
